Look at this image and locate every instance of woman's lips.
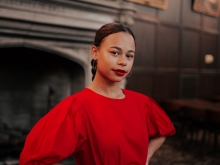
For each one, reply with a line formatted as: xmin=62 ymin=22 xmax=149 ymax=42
xmin=113 ymin=69 xmax=127 ymax=76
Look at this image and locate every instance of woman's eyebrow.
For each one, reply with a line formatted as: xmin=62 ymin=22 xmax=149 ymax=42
xmin=128 ymin=50 xmax=135 ymax=54
xmin=110 ymin=46 xmax=135 ymax=53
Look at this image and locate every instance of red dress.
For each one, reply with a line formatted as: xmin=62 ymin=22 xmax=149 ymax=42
xmin=20 ymin=88 xmax=175 ymax=165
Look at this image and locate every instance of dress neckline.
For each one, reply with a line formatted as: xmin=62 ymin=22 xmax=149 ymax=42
xmin=85 ymin=88 xmax=127 ymax=100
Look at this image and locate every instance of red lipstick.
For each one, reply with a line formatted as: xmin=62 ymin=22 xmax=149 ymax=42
xmin=113 ymin=69 xmax=127 ymax=76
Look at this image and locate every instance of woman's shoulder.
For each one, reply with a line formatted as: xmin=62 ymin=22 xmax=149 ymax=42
xmin=68 ymin=88 xmax=91 ymax=102
xmin=123 ymin=89 xmax=152 ymax=101
xmin=51 ymin=88 xmax=91 ymax=114
xmin=53 ymin=88 xmax=88 ymax=108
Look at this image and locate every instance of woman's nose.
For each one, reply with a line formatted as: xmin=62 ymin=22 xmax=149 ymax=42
xmin=117 ymin=56 xmax=127 ymax=66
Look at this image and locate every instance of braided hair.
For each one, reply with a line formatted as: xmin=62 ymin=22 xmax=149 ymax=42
xmin=91 ymin=23 xmax=136 ymax=81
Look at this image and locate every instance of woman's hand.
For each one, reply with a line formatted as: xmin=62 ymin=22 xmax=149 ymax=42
xmin=146 ymin=136 xmax=166 ymax=165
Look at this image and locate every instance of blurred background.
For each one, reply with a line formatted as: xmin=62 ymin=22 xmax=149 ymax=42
xmin=0 ymin=0 xmax=220 ymax=164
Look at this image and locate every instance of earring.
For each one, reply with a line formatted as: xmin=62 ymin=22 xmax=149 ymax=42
xmin=127 ymin=70 xmax=132 ymax=77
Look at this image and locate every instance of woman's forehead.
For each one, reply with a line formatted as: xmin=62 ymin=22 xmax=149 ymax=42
xmin=100 ymin=32 xmax=135 ymax=49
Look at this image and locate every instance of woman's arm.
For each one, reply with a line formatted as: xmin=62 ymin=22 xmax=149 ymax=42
xmin=19 ymin=97 xmax=85 ymax=165
xmin=146 ymin=136 xmax=166 ymax=165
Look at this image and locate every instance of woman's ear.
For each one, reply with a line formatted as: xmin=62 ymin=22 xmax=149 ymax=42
xmin=90 ymin=45 xmax=98 ymax=60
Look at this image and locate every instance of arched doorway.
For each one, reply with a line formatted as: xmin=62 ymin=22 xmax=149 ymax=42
xmin=0 ymin=47 xmax=85 ymax=159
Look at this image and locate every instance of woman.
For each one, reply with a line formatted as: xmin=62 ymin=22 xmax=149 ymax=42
xmin=20 ymin=23 xmax=175 ymax=165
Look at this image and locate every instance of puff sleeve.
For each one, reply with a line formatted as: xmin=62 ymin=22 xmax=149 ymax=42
xmin=145 ymin=96 xmax=176 ymax=138
xmin=19 ymin=96 xmax=86 ymax=165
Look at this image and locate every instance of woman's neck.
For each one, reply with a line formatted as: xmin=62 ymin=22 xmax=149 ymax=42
xmin=87 ymin=76 xmax=125 ymax=99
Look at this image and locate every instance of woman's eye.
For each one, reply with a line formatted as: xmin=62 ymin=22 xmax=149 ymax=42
xmin=112 ymin=51 xmax=119 ymax=56
xmin=126 ymin=54 xmax=134 ymax=58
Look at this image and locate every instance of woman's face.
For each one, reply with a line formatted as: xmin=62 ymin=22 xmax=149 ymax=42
xmin=92 ymin=32 xmax=135 ymax=83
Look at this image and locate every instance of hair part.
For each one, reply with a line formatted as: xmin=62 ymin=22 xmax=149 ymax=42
xmin=91 ymin=23 xmax=136 ymax=81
